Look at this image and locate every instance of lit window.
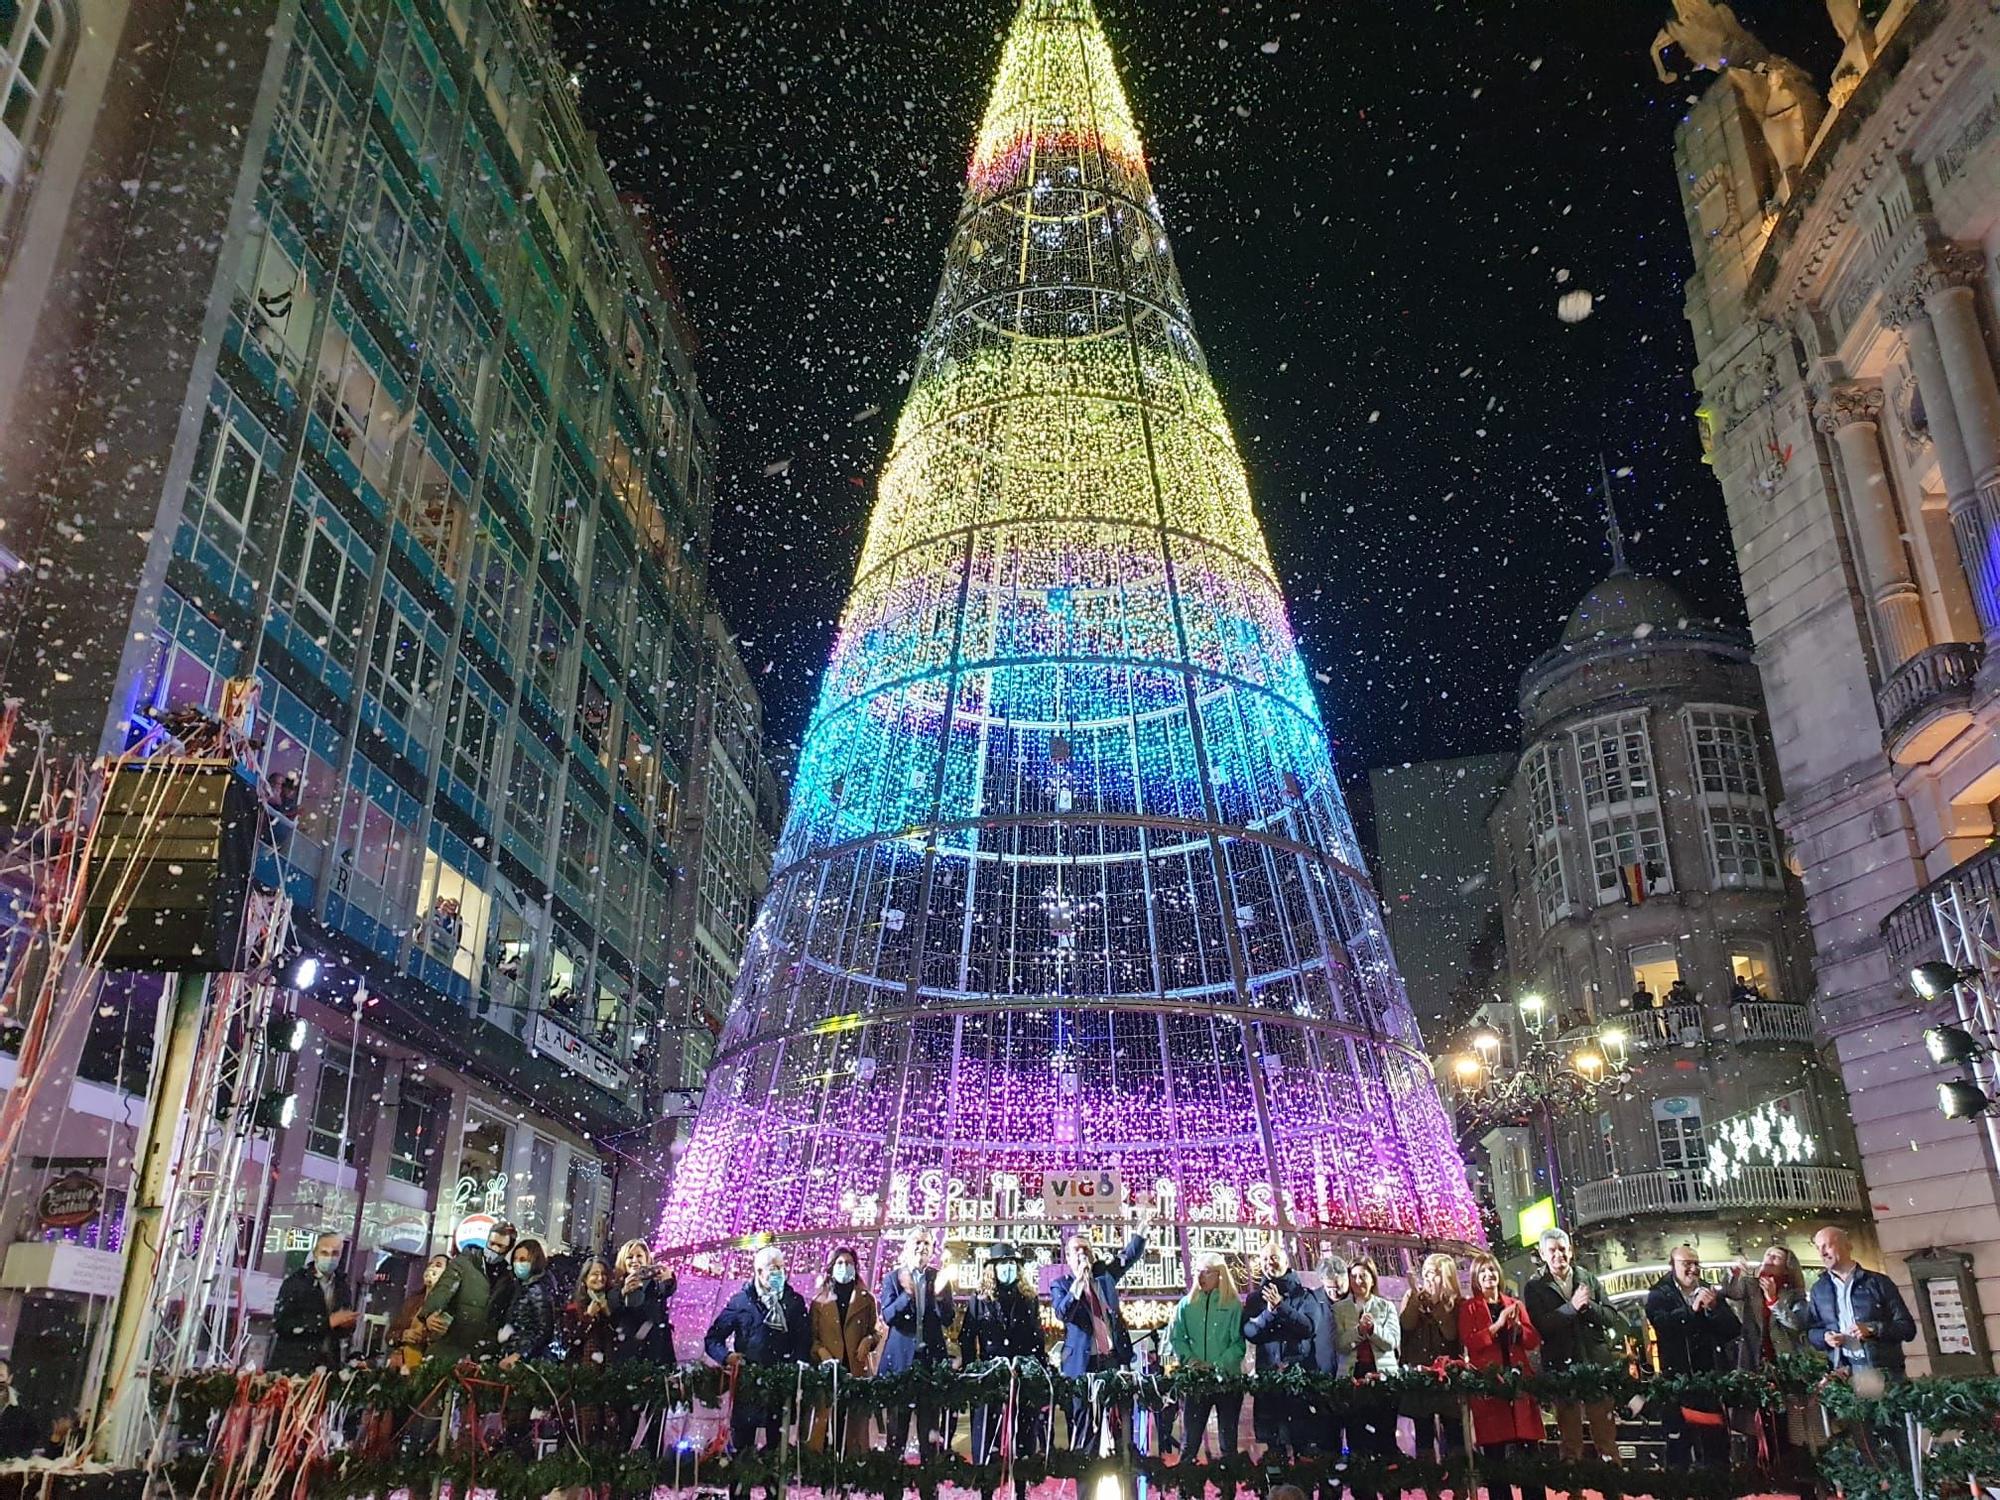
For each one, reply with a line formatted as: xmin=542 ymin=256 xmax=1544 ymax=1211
xmin=1570 ymin=711 xmax=1671 ymax=905
xmin=416 ymin=849 xmax=491 ymax=984
xmin=1683 ymin=706 xmax=1783 ymax=889
xmin=1729 ymin=943 xmax=1778 ymax=1002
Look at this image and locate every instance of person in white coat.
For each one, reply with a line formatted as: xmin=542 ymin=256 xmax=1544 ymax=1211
xmin=1333 ymin=1259 xmax=1403 ymax=1472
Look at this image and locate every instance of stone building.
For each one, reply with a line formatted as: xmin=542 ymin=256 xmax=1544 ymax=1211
xmin=1670 ymin=0 xmax=2000 ymax=1368
xmin=1484 ymin=554 xmax=1865 ymax=1288
xmin=0 ymin=0 xmax=765 ymax=1419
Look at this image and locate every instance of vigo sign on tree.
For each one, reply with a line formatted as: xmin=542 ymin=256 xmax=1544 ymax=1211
xmin=652 ymin=0 xmax=1478 ymax=1301
xmin=1043 ymin=1170 xmax=1127 ymax=1221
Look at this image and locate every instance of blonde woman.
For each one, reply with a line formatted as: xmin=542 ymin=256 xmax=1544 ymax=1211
xmin=609 ymin=1237 xmax=678 ymax=1362
xmin=1168 ymin=1251 xmax=1247 ymax=1460
xmin=1399 ymin=1252 xmax=1465 ymax=1460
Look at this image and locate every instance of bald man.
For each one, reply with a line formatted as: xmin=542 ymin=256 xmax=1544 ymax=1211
xmin=1804 ymin=1226 xmax=1915 ymax=1379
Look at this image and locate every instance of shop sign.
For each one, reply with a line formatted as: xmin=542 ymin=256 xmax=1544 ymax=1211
xmin=531 ymin=1013 xmax=626 ymax=1093
xmin=1042 ymin=1169 xmax=1126 ymax=1220
xmin=38 ymin=1171 xmax=103 ymax=1231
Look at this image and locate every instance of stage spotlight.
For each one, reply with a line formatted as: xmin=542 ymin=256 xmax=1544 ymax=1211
xmin=1911 ymin=962 xmax=1975 ymax=1001
xmin=266 ymin=1013 xmax=308 ymax=1053
xmin=252 ymin=1089 xmax=298 ymax=1131
xmin=1938 ymin=1079 xmax=1993 ymax=1121
xmin=1924 ymin=1025 xmax=1984 ymax=1067
xmin=290 ymin=954 xmax=321 ymax=990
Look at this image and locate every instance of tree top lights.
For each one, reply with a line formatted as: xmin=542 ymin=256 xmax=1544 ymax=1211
xmin=653 ymin=0 xmax=1480 ymax=1295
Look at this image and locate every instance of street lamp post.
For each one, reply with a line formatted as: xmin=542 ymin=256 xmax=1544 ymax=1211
xmin=1450 ymin=995 xmax=1632 ymax=1225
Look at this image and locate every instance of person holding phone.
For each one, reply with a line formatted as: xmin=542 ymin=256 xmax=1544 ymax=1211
xmin=609 ymin=1237 xmax=678 ymax=1363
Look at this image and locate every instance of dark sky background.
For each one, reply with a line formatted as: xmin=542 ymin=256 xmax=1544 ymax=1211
xmin=547 ymin=0 xmax=1842 ymax=817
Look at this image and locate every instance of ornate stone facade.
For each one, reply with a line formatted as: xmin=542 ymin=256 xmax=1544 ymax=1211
xmin=1673 ymin=0 xmax=2000 ymax=1373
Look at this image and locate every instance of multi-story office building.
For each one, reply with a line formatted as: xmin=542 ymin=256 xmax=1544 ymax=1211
xmin=0 ymin=0 xmax=727 ymax=1410
xmin=1482 ymin=558 xmax=1865 ymax=1289
xmin=617 ymin=613 xmax=783 ymax=1241
xmin=1671 ymin=0 xmax=2000 ymax=1368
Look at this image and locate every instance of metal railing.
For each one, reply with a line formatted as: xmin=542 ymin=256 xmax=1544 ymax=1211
xmin=1628 ymin=1002 xmax=1704 ymax=1048
xmin=1573 ymin=1164 xmax=1863 ymax=1228
xmin=1732 ymin=1000 xmax=1816 ymax=1046
xmin=1875 ymin=640 xmax=1983 ymax=745
xmin=1883 ymin=840 xmax=2000 ymax=965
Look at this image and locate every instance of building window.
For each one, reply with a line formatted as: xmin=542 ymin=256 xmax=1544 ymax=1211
xmin=445 ymin=665 xmax=502 ymax=804
xmin=1729 ymin=942 xmax=1779 ymax=1002
xmin=388 ymin=1077 xmax=447 ymax=1188
xmin=1683 ymin=706 xmax=1783 ymax=890
xmin=277 ymin=500 xmax=371 ymax=670
xmin=1522 ymin=742 xmax=1572 ymax=930
xmin=1653 ymin=1101 xmax=1706 ymax=1175
xmin=468 ymin=518 xmax=527 ymax=652
xmin=188 ymin=409 xmax=271 ymax=542
xmin=505 ymin=738 xmax=555 ymax=855
xmin=312 ymin=320 xmax=407 ymax=493
xmin=1571 ymin=711 xmax=1671 ymax=905
xmin=1628 ymin=941 xmax=1681 ymax=1007
xmin=0 ymin=0 xmax=68 ymax=247
xmin=233 ymin=224 xmax=316 ymax=386
xmin=306 ymin=1054 xmax=355 ymax=1163
xmin=417 ymin=849 xmax=490 ymax=983
xmin=276 ymin=51 xmax=348 ymax=202
xmin=367 ymin=598 xmax=446 ymax=746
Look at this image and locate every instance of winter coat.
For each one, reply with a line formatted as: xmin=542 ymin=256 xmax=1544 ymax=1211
xmin=878 ymin=1265 xmax=955 ymax=1374
xmin=1302 ymin=1286 xmax=1340 ymax=1373
xmin=1168 ymin=1286 xmax=1246 ymax=1371
xmin=1398 ymin=1289 xmax=1464 ymax=1417
xmin=1240 ymin=1270 xmax=1315 ymax=1373
xmin=1644 ymin=1276 xmax=1742 ymax=1376
xmin=609 ymin=1269 xmax=678 ymax=1363
xmin=1718 ymin=1264 xmax=1812 ymax=1369
xmin=962 ymin=1286 xmax=1045 ymax=1363
xmin=564 ymin=1294 xmax=617 ymax=1366
xmin=502 ymin=1271 xmax=561 ymax=1361
xmin=1522 ymin=1265 xmax=1625 ymax=1370
xmin=417 ymin=1250 xmax=492 ymax=1360
xmin=388 ymin=1291 xmax=432 ymax=1373
xmin=704 ymin=1280 xmax=813 ymax=1368
xmin=0 ymin=1400 xmax=35 ymax=1461
xmin=1805 ymin=1266 xmax=1916 ymax=1375
xmin=1333 ymin=1293 xmax=1402 ymax=1377
xmin=269 ymin=1265 xmax=352 ymax=1372
xmin=810 ymin=1282 xmax=883 ymax=1375
xmin=486 ymin=1254 xmax=517 ymax=1337
xmin=1458 ymin=1295 xmax=1544 ymax=1447
xmin=1050 ymin=1234 xmax=1147 ymax=1377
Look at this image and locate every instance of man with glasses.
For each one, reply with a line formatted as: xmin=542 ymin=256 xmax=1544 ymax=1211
xmin=1644 ymin=1246 xmax=1741 ymax=1469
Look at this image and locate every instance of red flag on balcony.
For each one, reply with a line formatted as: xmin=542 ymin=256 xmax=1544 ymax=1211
xmin=1622 ymin=862 xmax=1649 ymax=905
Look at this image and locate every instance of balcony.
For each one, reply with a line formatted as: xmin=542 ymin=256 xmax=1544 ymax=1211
xmin=1731 ymin=1000 xmax=1816 ymax=1047
xmin=1573 ymin=1164 xmax=1863 ymax=1229
xmin=1883 ymin=839 xmax=2000 ymax=966
xmin=1876 ymin=640 xmax=1983 ymax=765
xmin=1627 ymin=1002 xmax=1704 ymax=1049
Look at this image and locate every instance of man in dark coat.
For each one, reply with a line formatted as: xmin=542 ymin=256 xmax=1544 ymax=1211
xmin=878 ymin=1228 xmax=957 ymax=1459
xmin=0 ymin=1361 xmax=36 ymax=1460
xmin=268 ymin=1232 xmax=358 ymax=1372
xmin=1644 ymin=1246 xmax=1741 ymax=1469
xmin=483 ymin=1220 xmax=519 ymax=1343
xmin=1052 ymin=1229 xmax=1147 ymax=1456
xmin=704 ymin=1244 xmax=812 ymax=1455
xmin=419 ymin=1224 xmax=494 ymax=1359
xmin=962 ymin=1242 xmax=1049 ymax=1459
xmin=1522 ymin=1227 xmax=1625 ymax=1464
xmin=1240 ymin=1240 xmax=1315 ymax=1462
xmin=1805 ymin=1225 xmax=1917 ymax=1378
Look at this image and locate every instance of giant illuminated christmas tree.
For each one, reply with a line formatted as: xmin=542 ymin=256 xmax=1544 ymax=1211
xmin=655 ymin=0 xmax=1478 ymax=1294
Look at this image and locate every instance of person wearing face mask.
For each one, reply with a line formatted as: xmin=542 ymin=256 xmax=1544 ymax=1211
xmin=963 ymin=1243 xmax=1048 ymax=1460
xmin=483 ymin=1221 xmax=519 ymax=1342
xmin=807 ymin=1246 xmax=881 ymax=1455
xmin=269 ymin=1231 xmax=359 ymax=1372
xmin=878 ymin=1229 xmax=956 ymax=1459
xmin=1052 ymin=1228 xmax=1147 ymax=1456
xmin=0 ymin=1361 xmax=34 ymax=1461
xmin=498 ymin=1238 xmax=559 ymax=1364
xmin=705 ymin=1243 xmax=812 ymax=1455
xmin=389 ymin=1256 xmax=451 ymax=1373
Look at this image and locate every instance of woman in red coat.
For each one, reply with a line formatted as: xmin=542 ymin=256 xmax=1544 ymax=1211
xmin=1457 ymin=1252 xmax=1546 ymax=1500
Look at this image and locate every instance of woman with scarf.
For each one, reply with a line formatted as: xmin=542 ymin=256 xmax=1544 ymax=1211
xmin=807 ymin=1245 xmax=880 ymax=1455
xmin=1458 ymin=1253 xmax=1546 ymax=1500
xmin=705 ymin=1243 xmax=812 ymax=1455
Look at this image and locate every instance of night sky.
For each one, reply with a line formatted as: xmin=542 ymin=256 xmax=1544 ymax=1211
xmin=548 ymin=0 xmax=1842 ymax=792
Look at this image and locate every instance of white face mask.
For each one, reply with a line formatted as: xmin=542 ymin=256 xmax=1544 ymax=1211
xmin=832 ymin=1262 xmax=856 ymax=1285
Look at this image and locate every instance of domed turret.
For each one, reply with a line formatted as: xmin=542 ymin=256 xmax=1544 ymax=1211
xmin=1559 ymin=573 xmax=1697 ymax=646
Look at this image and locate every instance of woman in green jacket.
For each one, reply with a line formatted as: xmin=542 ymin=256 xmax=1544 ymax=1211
xmin=1168 ymin=1251 xmax=1247 ymax=1460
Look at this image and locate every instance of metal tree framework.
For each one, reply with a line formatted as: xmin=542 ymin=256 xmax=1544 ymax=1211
xmin=655 ymin=0 xmax=1478 ymax=1292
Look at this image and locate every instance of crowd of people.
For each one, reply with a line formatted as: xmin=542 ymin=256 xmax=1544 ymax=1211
xmin=250 ymin=1215 xmax=1914 ymax=1485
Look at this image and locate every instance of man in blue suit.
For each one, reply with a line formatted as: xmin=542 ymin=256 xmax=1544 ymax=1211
xmin=1051 ymin=1229 xmax=1147 ymax=1455
xmin=878 ymin=1228 xmax=956 ymax=1458
xmin=1805 ymin=1225 xmax=1916 ymax=1379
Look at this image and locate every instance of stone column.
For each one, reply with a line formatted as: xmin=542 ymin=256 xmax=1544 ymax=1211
xmin=1920 ymin=247 xmax=2000 ymax=641
xmin=1816 ymin=382 xmax=1931 ymax=667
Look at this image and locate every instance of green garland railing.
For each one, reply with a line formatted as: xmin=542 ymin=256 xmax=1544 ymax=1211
xmin=147 ymin=1356 xmax=1993 ymax=1500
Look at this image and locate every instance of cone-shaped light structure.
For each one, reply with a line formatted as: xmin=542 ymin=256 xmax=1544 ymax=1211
xmin=656 ymin=0 xmax=1478 ymax=1297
